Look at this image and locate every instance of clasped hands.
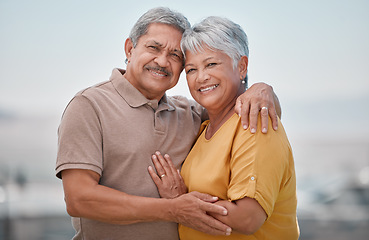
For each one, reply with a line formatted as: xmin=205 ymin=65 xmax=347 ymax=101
xmin=148 ymin=151 xmax=232 ymax=236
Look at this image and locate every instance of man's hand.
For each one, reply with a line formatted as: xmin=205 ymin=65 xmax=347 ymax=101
xmin=235 ymin=82 xmax=281 ymax=133
xmin=170 ymin=191 xmax=232 ymax=236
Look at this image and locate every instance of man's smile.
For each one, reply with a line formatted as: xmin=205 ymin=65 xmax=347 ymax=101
xmin=145 ymin=65 xmax=171 ymax=77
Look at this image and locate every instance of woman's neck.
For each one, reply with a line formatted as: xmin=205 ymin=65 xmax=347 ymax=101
xmin=205 ymin=88 xmax=245 ymax=139
xmin=205 ymin=99 xmax=238 ymax=140
xmin=206 ymin=109 xmax=234 ymax=140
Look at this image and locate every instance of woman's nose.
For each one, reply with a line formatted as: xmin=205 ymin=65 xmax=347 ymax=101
xmin=197 ymin=69 xmax=210 ymax=83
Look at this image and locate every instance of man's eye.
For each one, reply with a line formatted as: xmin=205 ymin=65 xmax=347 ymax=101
xmin=148 ymin=46 xmax=158 ymax=50
xmin=171 ymin=52 xmax=183 ymax=61
xmin=171 ymin=53 xmax=180 ymax=58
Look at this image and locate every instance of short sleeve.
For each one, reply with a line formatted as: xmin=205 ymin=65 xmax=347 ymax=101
xmin=55 ymin=93 xmax=103 ymax=179
xmin=228 ymin=117 xmax=288 ymax=218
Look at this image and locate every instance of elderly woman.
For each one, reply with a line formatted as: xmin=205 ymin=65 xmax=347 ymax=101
xmin=149 ymin=16 xmax=299 ymax=239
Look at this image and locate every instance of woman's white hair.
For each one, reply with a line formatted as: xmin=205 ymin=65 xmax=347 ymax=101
xmin=181 ymin=16 xmax=249 ymax=86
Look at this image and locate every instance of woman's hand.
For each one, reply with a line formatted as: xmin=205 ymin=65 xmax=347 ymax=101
xmin=148 ymin=151 xmax=188 ymax=198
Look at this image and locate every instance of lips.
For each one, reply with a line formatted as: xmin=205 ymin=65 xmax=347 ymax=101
xmin=199 ymin=84 xmax=219 ymax=92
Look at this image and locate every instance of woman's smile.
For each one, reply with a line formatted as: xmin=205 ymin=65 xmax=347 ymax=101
xmin=199 ymin=84 xmax=219 ymax=93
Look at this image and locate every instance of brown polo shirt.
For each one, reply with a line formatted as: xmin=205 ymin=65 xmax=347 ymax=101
xmin=56 ymin=68 xmax=206 ymax=240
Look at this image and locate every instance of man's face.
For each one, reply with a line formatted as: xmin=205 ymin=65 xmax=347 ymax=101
xmin=124 ymin=23 xmax=184 ymax=101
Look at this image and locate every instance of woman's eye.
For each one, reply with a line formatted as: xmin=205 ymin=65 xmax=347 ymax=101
xmin=186 ymin=68 xmax=196 ymax=74
xmin=207 ymin=62 xmax=217 ymax=67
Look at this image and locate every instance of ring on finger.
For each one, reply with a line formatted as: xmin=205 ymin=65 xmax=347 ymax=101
xmin=160 ymin=174 xmax=166 ymax=178
xmin=261 ymin=106 xmax=268 ymax=111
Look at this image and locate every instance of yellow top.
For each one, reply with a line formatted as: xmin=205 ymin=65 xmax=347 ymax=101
xmin=179 ymin=113 xmax=299 ymax=240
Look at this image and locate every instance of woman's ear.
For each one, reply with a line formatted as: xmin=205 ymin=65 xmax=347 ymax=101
xmin=124 ymin=38 xmax=134 ymax=63
xmin=238 ymin=56 xmax=248 ymax=79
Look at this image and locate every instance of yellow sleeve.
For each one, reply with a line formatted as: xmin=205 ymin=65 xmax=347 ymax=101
xmin=228 ymin=117 xmax=289 ymax=218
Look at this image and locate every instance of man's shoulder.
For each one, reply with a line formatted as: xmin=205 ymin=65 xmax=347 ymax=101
xmin=168 ymin=95 xmax=207 ymax=121
xmin=168 ymin=95 xmax=198 ymax=108
xmin=75 ymin=80 xmax=113 ymax=98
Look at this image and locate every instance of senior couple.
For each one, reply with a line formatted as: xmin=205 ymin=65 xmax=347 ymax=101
xmin=56 ymin=7 xmax=299 ymax=240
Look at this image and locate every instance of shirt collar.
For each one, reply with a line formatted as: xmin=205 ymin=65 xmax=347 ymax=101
xmin=110 ymin=68 xmax=175 ymax=111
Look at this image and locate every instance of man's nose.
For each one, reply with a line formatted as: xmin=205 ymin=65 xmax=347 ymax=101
xmin=154 ymin=52 xmax=169 ymax=67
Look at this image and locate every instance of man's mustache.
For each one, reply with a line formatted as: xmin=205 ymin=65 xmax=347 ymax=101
xmin=145 ymin=65 xmax=172 ymax=77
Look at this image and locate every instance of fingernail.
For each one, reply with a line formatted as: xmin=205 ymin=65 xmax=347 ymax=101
xmin=262 ymin=128 xmax=267 ymax=133
xmin=226 ymin=228 xmax=232 ymax=235
xmin=238 ymin=113 xmax=241 ymax=117
xmin=274 ymin=126 xmax=278 ymax=130
xmin=164 ymin=154 xmax=169 ymax=158
xmin=243 ymin=125 xmax=247 ymax=130
xmin=251 ymin=128 xmax=256 ymax=133
xmin=152 ymin=155 xmax=157 ymax=159
xmin=155 ymin=151 xmax=160 ymax=155
xmin=223 ymin=209 xmax=228 ymax=215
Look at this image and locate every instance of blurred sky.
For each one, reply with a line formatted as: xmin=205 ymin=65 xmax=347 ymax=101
xmin=1 ymin=0 xmax=369 ymax=140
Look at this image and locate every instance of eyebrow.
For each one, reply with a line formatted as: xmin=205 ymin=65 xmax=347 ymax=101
xmin=147 ymin=40 xmax=183 ymax=56
xmin=185 ymin=57 xmax=214 ymax=68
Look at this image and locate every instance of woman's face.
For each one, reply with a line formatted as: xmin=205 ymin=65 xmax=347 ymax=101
xmin=184 ymin=47 xmax=247 ymax=112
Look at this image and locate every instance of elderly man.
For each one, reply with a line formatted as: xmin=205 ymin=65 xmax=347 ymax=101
xmin=56 ymin=7 xmax=280 ymax=240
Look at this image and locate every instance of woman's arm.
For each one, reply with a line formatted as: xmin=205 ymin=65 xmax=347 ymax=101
xmin=209 ymin=197 xmax=267 ymax=235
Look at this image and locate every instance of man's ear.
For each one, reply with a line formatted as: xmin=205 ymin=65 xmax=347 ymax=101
xmin=238 ymin=56 xmax=248 ymax=79
xmin=124 ymin=38 xmax=134 ymax=63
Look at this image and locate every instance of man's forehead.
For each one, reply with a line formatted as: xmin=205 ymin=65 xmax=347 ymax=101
xmin=143 ymin=24 xmax=182 ymax=42
xmin=145 ymin=39 xmax=181 ymax=51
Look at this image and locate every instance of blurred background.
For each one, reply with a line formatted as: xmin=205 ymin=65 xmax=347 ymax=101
xmin=1 ymin=0 xmax=368 ymax=239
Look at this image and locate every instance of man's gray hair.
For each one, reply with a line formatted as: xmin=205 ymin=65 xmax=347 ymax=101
xmin=181 ymin=16 xmax=249 ymax=85
xmin=129 ymin=7 xmax=191 ymax=47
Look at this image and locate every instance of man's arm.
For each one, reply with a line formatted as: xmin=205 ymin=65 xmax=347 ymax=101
xmin=235 ymin=82 xmax=281 ymax=133
xmin=61 ymin=169 xmax=232 ymax=235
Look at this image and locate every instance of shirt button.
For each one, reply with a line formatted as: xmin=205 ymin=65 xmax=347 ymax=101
xmin=251 ymin=176 xmax=255 ymax=181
